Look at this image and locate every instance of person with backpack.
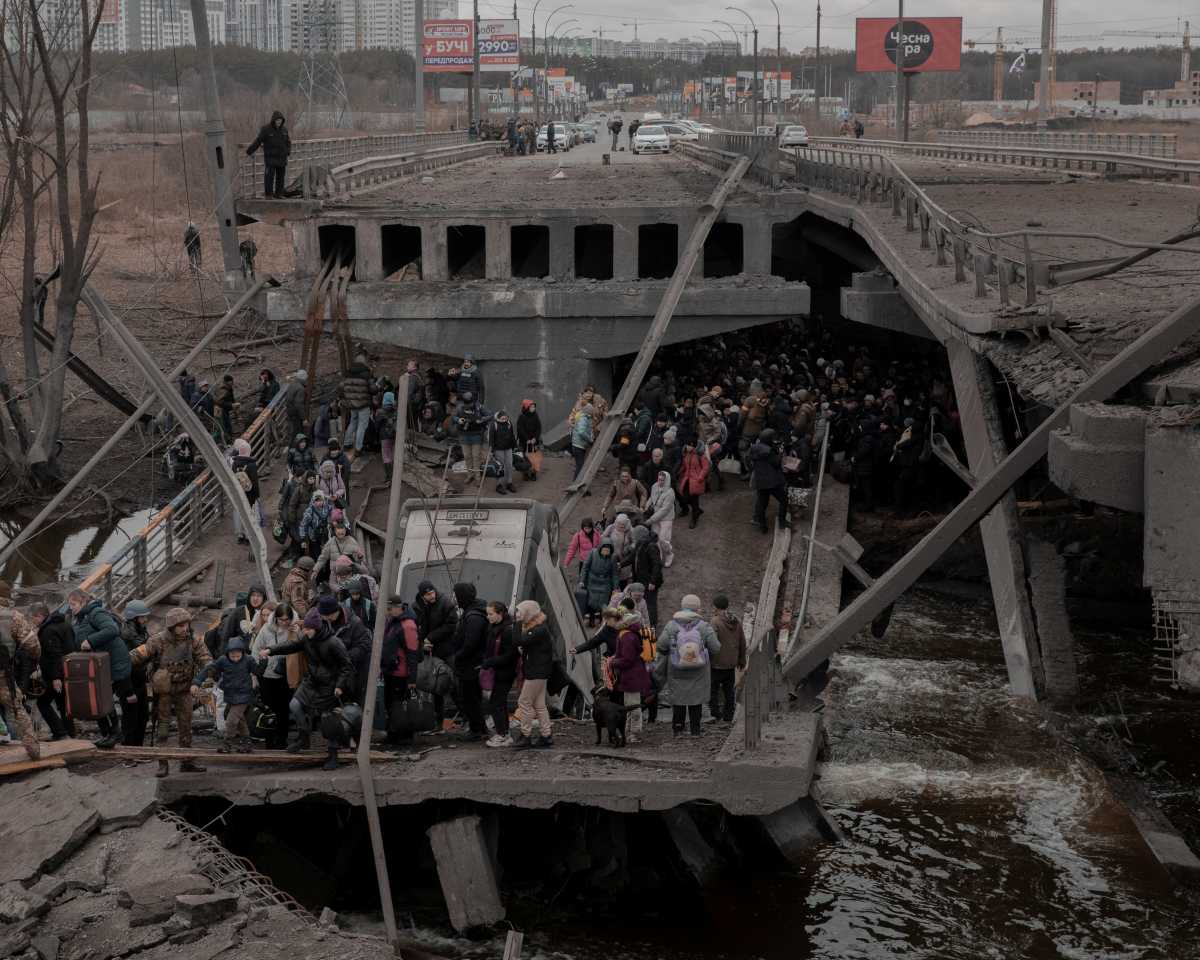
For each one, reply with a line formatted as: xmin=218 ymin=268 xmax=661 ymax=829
xmin=376 ymin=392 xmax=398 ymax=481
xmin=481 ymin=600 xmax=519 ymax=748
xmin=630 ymin=526 xmax=663 ymax=626
xmin=609 ymin=606 xmax=653 ymax=744
xmin=749 ymin=428 xmax=789 ymax=533
xmin=454 ymin=391 xmax=491 ymax=483
xmin=655 ymin=593 xmax=721 ymax=736
xmin=381 ymin=596 xmax=423 ymax=746
xmin=69 ymin=588 xmax=132 ymax=751
xmin=451 ymin=582 xmax=489 ymax=742
xmin=287 ymin=434 xmax=316 ymax=477
xmin=28 ymin=600 xmax=75 ymax=741
xmin=0 ymin=580 xmax=40 ymax=760
xmin=230 ymin=438 xmax=262 ymax=546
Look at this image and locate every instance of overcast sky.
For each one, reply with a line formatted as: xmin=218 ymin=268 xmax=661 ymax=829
xmin=487 ymin=0 xmax=1194 ymax=53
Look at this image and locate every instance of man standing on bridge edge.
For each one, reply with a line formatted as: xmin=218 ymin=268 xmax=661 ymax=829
xmin=247 ymin=110 xmax=291 ymax=199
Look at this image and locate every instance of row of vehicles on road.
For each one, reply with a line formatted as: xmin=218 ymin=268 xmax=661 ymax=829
xmin=534 ymin=120 xmax=598 ymax=152
xmin=631 ymin=116 xmax=716 ymax=155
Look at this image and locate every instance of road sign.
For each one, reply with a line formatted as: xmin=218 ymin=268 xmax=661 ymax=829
xmin=423 ymin=19 xmax=474 ymax=73
xmin=479 ymin=19 xmax=519 ymax=72
xmin=855 ymin=17 xmax=962 ymax=73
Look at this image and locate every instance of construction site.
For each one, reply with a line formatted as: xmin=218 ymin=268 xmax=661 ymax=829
xmin=3 ymin=0 xmax=1200 ymax=957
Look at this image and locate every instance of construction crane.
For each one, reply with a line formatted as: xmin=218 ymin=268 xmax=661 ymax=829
xmin=965 ymin=28 xmax=1037 ymax=103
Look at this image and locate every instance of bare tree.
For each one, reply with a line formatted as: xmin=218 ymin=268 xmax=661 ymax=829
xmin=0 ymin=0 xmax=106 ymax=491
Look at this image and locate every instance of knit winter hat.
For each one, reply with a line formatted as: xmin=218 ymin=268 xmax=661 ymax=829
xmin=317 ymin=594 xmax=340 ymax=615
xmin=681 ymin=594 xmax=702 ymax=612
xmin=303 ymin=608 xmax=323 ymax=630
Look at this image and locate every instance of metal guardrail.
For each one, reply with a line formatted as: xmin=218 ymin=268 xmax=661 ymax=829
xmin=326 ymin=141 xmax=503 ymax=199
xmin=935 ymin=129 xmax=1177 ymax=159
xmin=237 ymin=132 xmax=469 ymax=198
xmin=695 ymin=132 xmax=780 ymax=188
xmin=79 ymin=390 xmax=291 ymax=611
xmin=804 ymin=135 xmax=1200 ymax=182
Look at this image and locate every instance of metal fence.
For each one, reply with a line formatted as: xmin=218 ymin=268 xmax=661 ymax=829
xmin=237 ymin=131 xmax=469 ymax=198
xmin=694 ymin=132 xmax=781 ymax=188
xmin=78 ymin=391 xmax=291 ymax=611
xmin=935 ymin=129 xmax=1178 ymax=159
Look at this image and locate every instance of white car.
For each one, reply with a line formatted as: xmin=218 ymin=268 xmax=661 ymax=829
xmin=661 ymin=123 xmax=698 ymax=143
xmin=536 ymin=126 xmax=572 ymax=152
xmin=632 ymin=124 xmax=670 ymax=154
xmin=779 ymin=124 xmax=809 ymax=147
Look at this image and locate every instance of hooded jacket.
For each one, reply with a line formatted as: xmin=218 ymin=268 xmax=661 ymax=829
xmin=267 ymin=622 xmax=353 ymax=702
xmin=750 ymin=430 xmax=786 ymax=490
xmin=677 ymin=447 xmax=710 ymax=496
xmin=317 ymin=460 xmax=346 ymax=502
xmin=252 ymin=610 xmax=298 ymax=680
xmin=581 ymin=540 xmax=619 ymax=609
xmin=630 ymin=527 xmax=663 ymax=589
xmin=73 ymin=599 xmax=129 ymax=681
xmin=37 ymin=610 xmax=76 ymax=686
xmin=711 ymin=609 xmax=747 ymax=670
xmin=610 ymin=613 xmax=652 ymax=695
xmin=194 ymin=638 xmax=256 ymax=706
xmin=452 ymin=584 xmax=489 ymax=675
xmin=287 ymin=437 xmax=316 ymax=476
xmin=516 ymin=407 xmax=542 ymax=448
xmin=327 ymin=608 xmax=372 ymax=701
xmin=414 ymin=582 xmax=459 ymax=660
xmin=645 ymin=472 xmax=676 ymax=525
xmin=490 ymin=414 xmax=516 ymax=451
xmin=515 ymin=613 xmax=554 ymax=680
xmin=655 ymin=609 xmax=721 ymax=706
xmin=247 ymin=111 xmax=292 ymax=167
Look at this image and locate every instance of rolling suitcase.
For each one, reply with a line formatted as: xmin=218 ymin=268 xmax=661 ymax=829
xmin=63 ymin=652 xmax=113 ymax=720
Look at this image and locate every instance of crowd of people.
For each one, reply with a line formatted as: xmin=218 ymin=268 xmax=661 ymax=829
xmin=0 ymin=317 xmax=961 ymax=768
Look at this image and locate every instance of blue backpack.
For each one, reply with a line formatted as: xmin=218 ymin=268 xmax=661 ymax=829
xmin=670 ymin=619 xmax=708 ymax=670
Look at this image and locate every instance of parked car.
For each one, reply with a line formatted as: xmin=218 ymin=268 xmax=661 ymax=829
xmin=778 ymin=124 xmax=809 ymax=147
xmin=661 ymin=123 xmax=699 ymax=143
xmin=632 ymin=124 xmax=670 ymax=154
xmin=536 ymin=125 xmax=572 ymax=152
xmin=581 ymin=123 xmax=597 ymax=143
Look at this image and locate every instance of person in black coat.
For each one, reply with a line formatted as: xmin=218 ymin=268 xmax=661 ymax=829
xmin=452 ymin=582 xmax=489 ymax=740
xmin=490 ymin=410 xmax=518 ymax=494
xmin=481 ymin=601 xmax=520 ymax=745
xmin=322 ymin=597 xmax=372 ymax=704
xmin=29 ymin=603 xmax=75 ymax=740
xmin=630 ymin=526 xmax=664 ymax=626
xmin=246 ymin=110 xmax=292 ymax=198
xmin=749 ymin=428 xmax=789 ymax=534
xmin=261 ymin=605 xmax=353 ymax=751
xmin=516 ymin=400 xmax=543 ymax=480
xmin=414 ymin=579 xmax=459 ymax=726
xmin=231 ymin=438 xmax=262 ymax=545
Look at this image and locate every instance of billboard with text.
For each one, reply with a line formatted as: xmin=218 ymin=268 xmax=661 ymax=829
xmin=479 ymin=19 xmax=519 ymax=71
xmin=423 ymin=19 xmax=474 ymax=72
xmin=855 ymin=17 xmax=962 ymax=73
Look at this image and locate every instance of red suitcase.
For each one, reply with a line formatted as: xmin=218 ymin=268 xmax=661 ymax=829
xmin=63 ymin=652 xmax=113 ymax=719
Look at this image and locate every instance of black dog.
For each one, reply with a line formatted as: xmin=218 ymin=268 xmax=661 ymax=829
xmin=592 ymin=688 xmax=628 ymax=747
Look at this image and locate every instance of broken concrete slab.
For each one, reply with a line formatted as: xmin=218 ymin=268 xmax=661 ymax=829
xmin=0 ymin=770 xmax=101 ymax=886
xmin=661 ymin=808 xmax=721 ymax=887
xmin=30 ymin=932 xmax=59 ymax=960
xmin=427 ymin=815 xmax=505 ymax=933
xmin=118 ymin=918 xmax=240 ymax=960
xmin=174 ymin=892 xmax=239 ymax=926
xmin=68 ymin=767 xmax=160 ymax=834
xmin=0 ymin=883 xmax=50 ymax=922
xmin=55 ymin=910 xmax=167 ymax=960
xmin=0 ymin=927 xmax=30 ymax=958
xmin=27 ymin=876 xmax=69 ymax=904
xmin=757 ymin=797 xmax=841 ymax=865
xmin=119 ymin=875 xmax=212 ymax=927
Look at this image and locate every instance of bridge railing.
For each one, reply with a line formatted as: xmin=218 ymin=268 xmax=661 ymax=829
xmin=793 ymin=144 xmax=1043 ymax=309
xmin=319 ymin=141 xmax=504 ymax=199
xmin=79 ymin=391 xmax=292 ymax=611
xmin=236 ymin=131 xmax=469 ymax=198
xmin=935 ymin=129 xmax=1177 ymax=159
xmin=802 ymin=135 xmax=1200 ymax=182
xmin=696 ymin=131 xmax=781 ymax=188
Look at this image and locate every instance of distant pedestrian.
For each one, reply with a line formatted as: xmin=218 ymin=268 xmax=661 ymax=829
xmin=547 ymin=119 xmax=558 ymax=154
xmin=246 ymin=110 xmax=292 ymax=198
xmin=609 ymin=114 xmax=623 ymax=150
xmin=184 ymin=222 xmax=201 ymax=272
xmin=239 ymin=238 xmax=258 ymax=279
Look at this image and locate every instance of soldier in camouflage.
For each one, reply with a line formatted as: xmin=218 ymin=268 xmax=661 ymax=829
xmin=128 ymin=606 xmax=211 ymax=777
xmin=0 ymin=580 xmax=40 ymax=761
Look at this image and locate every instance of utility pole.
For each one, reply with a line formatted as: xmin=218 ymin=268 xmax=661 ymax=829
xmin=472 ymin=0 xmax=481 ymax=134
xmin=993 ymin=27 xmax=1004 ymax=104
xmin=187 ymin=0 xmax=242 ymax=291
xmin=1038 ymin=0 xmax=1054 ymax=121
xmin=894 ymin=0 xmax=904 ymax=139
xmin=414 ymin=0 xmax=425 ymax=130
xmin=814 ymin=1 xmax=821 ymax=125
xmin=1183 ymin=20 xmax=1192 ymax=82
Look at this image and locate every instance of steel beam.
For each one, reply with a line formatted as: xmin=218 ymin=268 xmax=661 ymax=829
xmin=782 ymin=291 xmax=1200 ymax=684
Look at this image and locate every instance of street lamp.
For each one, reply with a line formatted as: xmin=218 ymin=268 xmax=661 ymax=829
xmin=532 ymin=0 xmax=550 ymax=124
xmin=726 ymin=6 xmax=759 ymax=129
xmin=765 ymin=0 xmax=781 ymax=122
xmin=702 ymin=28 xmax=727 ymax=123
xmin=542 ymin=3 xmax=574 ymax=121
xmin=713 ymin=20 xmax=741 ymax=126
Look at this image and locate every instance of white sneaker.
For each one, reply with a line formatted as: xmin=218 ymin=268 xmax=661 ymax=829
xmin=485 ymin=734 xmax=513 ymax=748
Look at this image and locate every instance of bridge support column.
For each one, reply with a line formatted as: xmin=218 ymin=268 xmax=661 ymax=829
xmin=613 ymin=219 xmax=638 ymax=280
xmin=946 ymin=340 xmax=1043 ymax=700
xmin=549 ymin=221 xmax=573 ymax=280
xmin=485 ymin=222 xmax=510 ymax=279
xmin=741 ymin=217 xmax=771 ymax=276
xmin=422 ymin=223 xmax=449 ymax=281
xmin=484 ymin=352 xmax=612 ymax=431
xmin=355 ymin=220 xmax=383 ymax=281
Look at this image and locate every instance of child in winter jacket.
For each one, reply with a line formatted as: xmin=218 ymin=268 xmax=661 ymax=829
xmin=193 ymin=637 xmax=257 ymax=753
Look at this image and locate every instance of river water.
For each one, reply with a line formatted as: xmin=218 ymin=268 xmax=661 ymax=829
xmin=384 ymin=586 xmax=1198 ymax=960
xmin=0 ymin=507 xmax=156 ymax=589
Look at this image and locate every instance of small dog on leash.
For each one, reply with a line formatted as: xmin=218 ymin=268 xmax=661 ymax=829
xmin=592 ymin=687 xmax=628 ymax=747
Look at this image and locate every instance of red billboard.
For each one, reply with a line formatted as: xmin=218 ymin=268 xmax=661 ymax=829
xmin=855 ymin=17 xmax=962 ymax=73
xmin=423 ymin=19 xmax=474 ymax=73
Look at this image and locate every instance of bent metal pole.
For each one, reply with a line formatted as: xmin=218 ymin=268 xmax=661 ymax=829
xmin=355 ymin=373 xmax=410 ymax=951
xmin=0 ymin=278 xmax=275 ymax=571
xmin=81 ymin=284 xmax=277 ymax=602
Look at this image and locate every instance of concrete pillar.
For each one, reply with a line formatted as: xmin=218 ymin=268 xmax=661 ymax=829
xmin=426 ymin=814 xmax=505 ymax=933
xmin=484 ymin=351 xmax=611 ymax=430
xmin=549 ymin=220 xmax=573 ymax=280
xmin=1027 ymin=536 xmax=1078 ymax=704
xmin=741 ymin=216 xmax=771 ymax=276
xmin=946 ymin=340 xmax=1043 ymax=700
xmin=757 ymin=798 xmax=841 ymax=865
xmin=612 ymin=217 xmax=638 ymax=281
xmin=355 ymin=220 xmax=382 ymax=281
xmin=291 ymin=222 xmax=320 ymax=278
xmin=661 ymin=807 xmax=720 ymax=887
xmin=485 ymin=221 xmax=510 ymax=280
xmin=421 ymin=221 xmax=448 ymax=281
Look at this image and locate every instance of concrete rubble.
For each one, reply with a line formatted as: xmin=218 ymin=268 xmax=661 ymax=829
xmin=0 ymin=769 xmax=397 ymax=960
